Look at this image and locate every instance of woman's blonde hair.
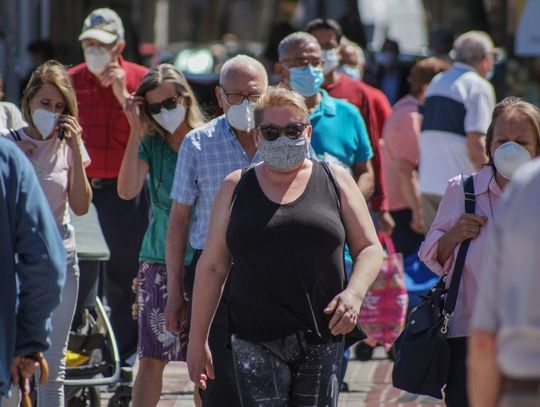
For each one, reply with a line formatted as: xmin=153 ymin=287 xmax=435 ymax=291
xmin=254 ymin=86 xmax=309 ymax=127
xmin=486 ymin=97 xmax=540 ymax=165
xmin=21 ymin=60 xmax=78 ymax=124
xmin=135 ymin=64 xmax=206 ymax=136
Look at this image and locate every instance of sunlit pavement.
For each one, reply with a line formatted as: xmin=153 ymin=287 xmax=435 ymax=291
xmin=99 ymin=348 xmax=442 ymax=406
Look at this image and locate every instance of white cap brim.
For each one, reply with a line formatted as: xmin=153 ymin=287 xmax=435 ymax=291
xmin=78 ymin=29 xmax=118 ymax=44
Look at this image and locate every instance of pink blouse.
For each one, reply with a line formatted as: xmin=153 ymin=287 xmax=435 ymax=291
xmin=418 ymin=166 xmax=503 ymax=337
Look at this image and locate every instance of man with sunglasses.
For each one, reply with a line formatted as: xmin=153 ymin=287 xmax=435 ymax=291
xmin=68 ymin=8 xmax=149 ymax=378
xmin=166 ymin=55 xmax=268 ymax=407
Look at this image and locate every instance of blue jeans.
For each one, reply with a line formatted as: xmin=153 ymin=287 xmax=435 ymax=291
xmin=231 ymin=332 xmax=343 ymax=407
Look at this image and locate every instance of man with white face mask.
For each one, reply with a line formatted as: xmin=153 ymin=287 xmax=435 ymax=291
xmin=68 ymin=7 xmax=149 ymax=379
xmin=166 ymin=55 xmax=268 ymax=407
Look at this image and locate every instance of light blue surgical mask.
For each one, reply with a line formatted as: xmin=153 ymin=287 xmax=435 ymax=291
xmin=337 ymin=64 xmax=362 ymax=80
xmin=289 ymin=65 xmax=324 ymax=97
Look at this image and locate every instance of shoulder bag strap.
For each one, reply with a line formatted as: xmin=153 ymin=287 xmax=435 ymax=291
xmin=7 ymin=128 xmax=22 ymax=141
xmin=443 ymin=174 xmax=475 ymax=315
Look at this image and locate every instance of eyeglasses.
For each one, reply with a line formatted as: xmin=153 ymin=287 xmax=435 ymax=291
xmin=258 ymin=122 xmax=310 ymax=141
xmin=280 ymin=57 xmax=323 ymax=68
xmin=145 ymin=94 xmax=183 ymax=115
xmin=219 ymin=86 xmax=261 ymax=105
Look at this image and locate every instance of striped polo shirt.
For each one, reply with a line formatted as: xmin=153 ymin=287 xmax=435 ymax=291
xmin=419 ymin=63 xmax=495 ymax=196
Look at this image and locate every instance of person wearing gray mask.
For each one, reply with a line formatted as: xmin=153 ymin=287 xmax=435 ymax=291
xmin=187 ymin=86 xmax=383 ymax=407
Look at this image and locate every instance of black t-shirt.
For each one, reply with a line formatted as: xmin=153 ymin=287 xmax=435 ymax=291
xmin=226 ymin=161 xmax=346 ymax=343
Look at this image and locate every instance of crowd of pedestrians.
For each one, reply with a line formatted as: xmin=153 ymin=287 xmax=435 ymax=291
xmin=2 ymin=6 xmax=540 ymax=407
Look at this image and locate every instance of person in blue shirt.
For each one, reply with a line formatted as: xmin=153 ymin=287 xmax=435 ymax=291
xmin=275 ymin=31 xmax=374 ymax=199
xmin=0 ymin=137 xmax=65 ymax=405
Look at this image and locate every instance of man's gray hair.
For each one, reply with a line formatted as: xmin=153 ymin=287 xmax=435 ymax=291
xmin=278 ymin=32 xmax=320 ymax=60
xmin=219 ymin=54 xmax=268 ymax=87
xmin=452 ymin=31 xmax=494 ymax=66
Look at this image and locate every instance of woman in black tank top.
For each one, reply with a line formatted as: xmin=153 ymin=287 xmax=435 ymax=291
xmin=187 ymin=87 xmax=383 ymax=407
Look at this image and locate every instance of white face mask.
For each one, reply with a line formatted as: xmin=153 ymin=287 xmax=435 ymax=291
xmin=337 ymin=64 xmax=362 ymax=80
xmin=151 ymin=104 xmax=186 ymax=134
xmin=321 ymin=48 xmax=340 ymax=75
xmin=493 ymin=141 xmax=532 ymax=180
xmin=32 ymin=108 xmax=58 ymax=139
xmin=84 ymin=45 xmax=113 ymax=75
xmin=225 ymin=99 xmax=255 ymax=132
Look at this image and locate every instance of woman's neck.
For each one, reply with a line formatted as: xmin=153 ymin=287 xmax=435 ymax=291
xmin=169 ymin=121 xmax=191 ymax=151
xmin=24 ymin=125 xmax=45 ymax=141
xmin=494 ymin=170 xmax=510 ymax=190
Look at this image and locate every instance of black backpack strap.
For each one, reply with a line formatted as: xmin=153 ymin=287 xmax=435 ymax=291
xmin=7 ymin=128 xmax=22 ymax=141
xmin=442 ymin=174 xmax=475 ymax=321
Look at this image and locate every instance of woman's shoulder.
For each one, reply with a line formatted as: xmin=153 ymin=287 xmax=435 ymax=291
xmin=446 ymin=166 xmax=493 ymax=190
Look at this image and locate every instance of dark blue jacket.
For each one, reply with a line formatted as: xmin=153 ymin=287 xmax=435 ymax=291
xmin=0 ymin=137 xmax=65 ymax=396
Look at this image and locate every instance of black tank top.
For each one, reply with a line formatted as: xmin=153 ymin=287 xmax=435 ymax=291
xmin=226 ymin=160 xmax=346 ymax=343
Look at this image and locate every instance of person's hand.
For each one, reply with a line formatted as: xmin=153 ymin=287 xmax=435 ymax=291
xmin=15 ymin=140 xmax=37 ymax=157
xmin=187 ymin=340 xmax=214 ymax=391
xmin=100 ymin=62 xmax=128 ymax=107
xmin=324 ymin=289 xmax=363 ymax=336
xmin=378 ymin=211 xmax=395 ymax=235
xmin=58 ymin=115 xmax=83 ymax=151
xmin=447 ymin=214 xmax=487 ymax=244
xmin=410 ymin=208 xmax=426 ymax=235
xmin=164 ymin=292 xmax=187 ymax=333
xmin=10 ymin=356 xmax=39 ymax=384
xmin=124 ymin=94 xmax=145 ymax=136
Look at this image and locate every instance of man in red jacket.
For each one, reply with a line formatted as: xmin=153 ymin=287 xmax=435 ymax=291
xmin=68 ymin=8 xmax=148 ymax=375
xmin=306 ymin=18 xmax=394 ymax=234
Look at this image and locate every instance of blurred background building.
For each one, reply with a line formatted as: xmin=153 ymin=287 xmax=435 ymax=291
xmin=1 ymin=0 xmax=539 ymax=106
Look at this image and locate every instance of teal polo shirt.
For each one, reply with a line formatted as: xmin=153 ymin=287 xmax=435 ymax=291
xmin=310 ymin=89 xmax=373 ymax=169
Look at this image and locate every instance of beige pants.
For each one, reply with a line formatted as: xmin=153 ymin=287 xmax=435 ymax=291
xmin=421 ymin=193 xmax=442 ymax=232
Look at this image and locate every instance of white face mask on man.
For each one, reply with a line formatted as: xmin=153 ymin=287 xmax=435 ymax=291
xmin=84 ymin=45 xmax=113 ymax=74
xmin=226 ymin=99 xmax=255 ymax=132
xmin=32 ymin=108 xmax=58 ymax=139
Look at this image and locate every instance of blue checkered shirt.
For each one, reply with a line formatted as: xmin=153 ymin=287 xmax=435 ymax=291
xmin=171 ymin=115 xmax=259 ymax=249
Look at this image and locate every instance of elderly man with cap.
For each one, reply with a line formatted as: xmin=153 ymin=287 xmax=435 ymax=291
xmin=68 ymin=8 xmax=149 ymax=379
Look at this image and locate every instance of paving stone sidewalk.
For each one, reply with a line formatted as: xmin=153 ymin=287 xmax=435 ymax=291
xmin=100 ymin=348 xmax=442 ymax=406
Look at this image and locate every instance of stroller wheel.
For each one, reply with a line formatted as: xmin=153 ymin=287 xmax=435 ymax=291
xmin=67 ymin=386 xmax=100 ymax=407
xmin=108 ymin=384 xmax=132 ymax=407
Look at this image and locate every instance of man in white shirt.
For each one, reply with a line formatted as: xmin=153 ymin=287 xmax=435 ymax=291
xmin=419 ymin=31 xmax=496 ymax=229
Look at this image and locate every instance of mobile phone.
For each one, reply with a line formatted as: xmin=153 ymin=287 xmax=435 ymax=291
xmin=58 ymin=108 xmax=68 ymax=140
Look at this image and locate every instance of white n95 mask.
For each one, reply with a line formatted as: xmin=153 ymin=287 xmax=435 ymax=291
xmin=226 ymin=99 xmax=255 ymax=132
xmin=152 ymin=105 xmax=186 ymax=134
xmin=493 ymin=141 xmax=532 ymax=180
xmin=32 ymin=108 xmax=58 ymax=139
xmin=84 ymin=46 xmax=112 ymax=75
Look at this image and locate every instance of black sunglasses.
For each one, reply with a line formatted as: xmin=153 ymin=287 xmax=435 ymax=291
xmin=145 ymin=94 xmax=182 ymax=115
xmin=258 ymin=122 xmax=310 ymax=141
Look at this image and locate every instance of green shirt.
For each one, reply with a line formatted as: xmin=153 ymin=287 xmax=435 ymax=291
xmin=138 ymin=135 xmax=193 ymax=264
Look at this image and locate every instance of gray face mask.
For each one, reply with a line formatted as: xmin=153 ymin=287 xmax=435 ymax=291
xmin=258 ymin=135 xmax=308 ymax=172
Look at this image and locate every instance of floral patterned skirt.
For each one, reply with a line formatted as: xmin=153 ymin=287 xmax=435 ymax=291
xmin=137 ymin=262 xmax=188 ymax=361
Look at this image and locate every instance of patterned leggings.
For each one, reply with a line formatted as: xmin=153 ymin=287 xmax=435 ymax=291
xmin=231 ymin=331 xmax=343 ymax=407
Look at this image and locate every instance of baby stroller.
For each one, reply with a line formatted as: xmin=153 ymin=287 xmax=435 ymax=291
xmin=64 ymin=206 xmax=124 ymax=407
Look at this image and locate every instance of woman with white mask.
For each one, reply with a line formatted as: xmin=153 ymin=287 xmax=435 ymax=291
xmin=117 ymin=63 xmax=206 ymax=407
xmin=2 ymin=60 xmax=92 ymax=406
xmin=419 ymin=97 xmax=540 ymax=407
